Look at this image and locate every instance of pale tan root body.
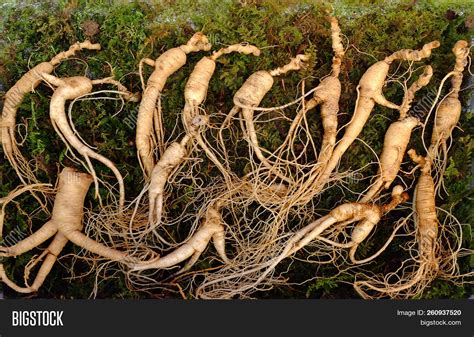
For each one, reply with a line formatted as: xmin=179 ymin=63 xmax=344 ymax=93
xmin=146 ymin=124 xmax=202 ymax=228
xmin=282 ymin=17 xmax=344 ymax=173
xmin=0 ymin=40 xmax=100 ymax=206
xmin=219 ymin=17 xmax=343 ymax=230
xmin=354 ymin=150 xmax=440 ymax=299
xmin=409 ymin=151 xmax=438 ymax=264
xmin=147 ymin=44 xmax=260 ymax=226
xmin=182 ymin=44 xmax=260 ymax=183
xmin=360 ymin=66 xmax=433 ymax=202
xmin=316 ymin=41 xmax=440 ymax=195
xmin=0 ymin=168 xmax=132 ymax=293
xmin=428 ymin=40 xmax=469 ymax=195
xmin=230 ymin=55 xmax=310 ymax=183
xmin=136 ymin=33 xmax=211 ymax=178
xmin=131 ymin=200 xmax=229 ymax=273
xmin=148 ymin=141 xmax=187 ymax=224
xmin=195 ymin=186 xmax=407 ymax=298
xmin=265 ymin=186 xmax=407 ymax=273
xmin=360 ymin=117 xmax=419 ymax=202
xmin=41 ymin=74 xmax=135 ymax=210
xmin=309 ymin=17 xmax=344 ymax=166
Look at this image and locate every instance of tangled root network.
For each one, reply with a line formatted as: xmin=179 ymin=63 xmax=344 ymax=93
xmin=0 ymin=16 xmax=472 ymax=299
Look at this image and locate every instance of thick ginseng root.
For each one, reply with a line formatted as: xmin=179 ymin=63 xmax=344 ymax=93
xmin=0 ymin=233 xmax=68 ymax=293
xmin=316 ymin=41 xmax=440 ymax=193
xmin=430 ymin=41 xmax=469 ymax=146
xmin=360 ymin=66 xmax=433 ymax=202
xmin=360 ymin=117 xmax=419 ymax=202
xmin=131 ymin=201 xmax=229 ymax=273
xmin=0 ymin=167 xmax=129 ymax=261
xmin=196 ymin=186 xmax=407 ymax=298
xmin=182 ymin=43 xmax=260 ymax=183
xmin=428 ymin=40 xmax=470 ymax=195
xmin=40 ymin=74 xmax=136 ymax=210
xmin=316 ymin=17 xmax=344 ymax=166
xmin=135 ymin=115 xmax=208 ymax=238
xmin=230 ymin=55 xmax=309 ymax=183
xmin=0 ymin=183 xmax=54 ymax=293
xmin=354 ymin=149 xmax=439 ymax=299
xmin=183 ymin=43 xmax=260 ymax=127
xmin=236 ymin=17 xmax=345 ymax=214
xmin=146 ymin=44 xmax=261 ymax=226
xmin=146 ymin=117 xmax=208 ymax=228
xmin=408 ymin=150 xmax=438 ymax=262
xmin=137 ymin=33 xmax=211 ymax=178
xmin=280 ymin=185 xmax=407 ymax=264
xmin=281 ymin=16 xmax=344 ymax=178
xmin=148 ymin=141 xmax=187 ymax=225
xmin=0 ymin=167 xmax=132 ymax=293
xmin=1 ymin=40 xmax=100 ymax=206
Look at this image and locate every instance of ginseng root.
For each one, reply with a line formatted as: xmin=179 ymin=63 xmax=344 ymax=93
xmin=354 ymin=149 xmax=440 ymax=299
xmin=269 ymin=16 xmax=344 ymax=205
xmin=428 ymin=40 xmax=470 ymax=196
xmin=136 ymin=33 xmax=211 ymax=178
xmin=261 ymin=185 xmax=408 ymax=279
xmin=360 ymin=66 xmax=433 ymax=202
xmin=182 ymin=43 xmax=260 ymax=183
xmin=148 ymin=140 xmax=187 ymax=225
xmin=196 ymin=186 xmax=407 ymax=298
xmin=1 ymin=40 xmax=100 ymax=206
xmin=40 ymin=73 xmax=137 ymax=210
xmin=131 ymin=200 xmax=229 ymax=273
xmin=0 ymin=167 xmax=132 ymax=293
xmin=317 ymin=41 xmax=440 ymax=194
xmin=229 ymin=54 xmax=310 ymax=183
xmin=286 ymin=17 xmax=344 ymax=168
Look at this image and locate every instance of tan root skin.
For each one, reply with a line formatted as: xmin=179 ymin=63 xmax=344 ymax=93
xmin=329 ymin=16 xmax=344 ymax=76
xmin=424 ymin=40 xmax=469 ymax=196
xmin=1 ymin=40 xmax=100 ymax=206
xmin=146 ymin=43 xmax=262 ymax=227
xmin=41 ymin=74 xmax=128 ymax=210
xmin=360 ymin=66 xmax=433 ymax=202
xmin=304 ymin=17 xmax=345 ymax=167
xmin=232 ymin=55 xmax=309 ymax=182
xmin=132 ymin=201 xmax=229 ymax=272
xmin=0 ymin=168 xmax=130 ymax=293
xmin=275 ymin=16 xmax=344 ymax=199
xmin=181 ymin=43 xmax=261 ymax=183
xmin=408 ymin=149 xmax=438 ymax=260
xmin=380 ymin=117 xmax=419 ymax=184
xmin=184 ymin=43 xmax=261 ymax=119
xmin=291 ymin=185 xmax=407 ymax=264
xmin=148 ymin=142 xmax=187 ymax=225
xmin=429 ymin=41 xmax=469 ymax=158
xmin=354 ymin=150 xmax=439 ymax=299
xmin=228 ymin=186 xmax=409 ymax=295
xmin=360 ymin=117 xmax=419 ymax=203
xmin=136 ymin=33 xmax=211 ymax=178
xmin=317 ymin=41 xmax=440 ymax=193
